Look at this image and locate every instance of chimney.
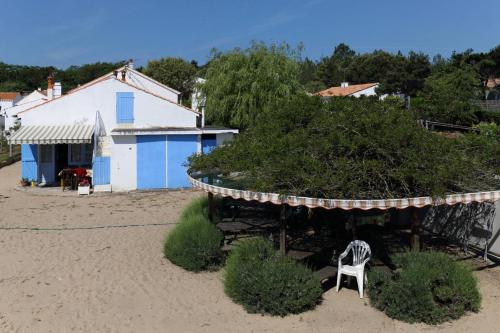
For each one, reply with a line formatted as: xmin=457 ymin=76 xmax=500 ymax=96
xmin=47 ymin=75 xmax=54 ymax=100
xmin=127 ymin=59 xmax=134 ymax=70
xmin=340 ymin=82 xmax=349 ymax=88
xmin=121 ymin=70 xmax=126 ymax=81
xmin=54 ymin=82 xmax=62 ymax=98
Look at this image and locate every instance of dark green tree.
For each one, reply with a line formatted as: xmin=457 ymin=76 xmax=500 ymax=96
xmin=143 ymin=57 xmax=197 ymax=102
xmin=417 ymin=64 xmax=482 ymax=125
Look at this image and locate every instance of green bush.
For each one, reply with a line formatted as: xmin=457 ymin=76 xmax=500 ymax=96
xmin=179 ymin=196 xmax=209 ymax=220
xmin=164 ymin=198 xmax=223 ymax=272
xmin=368 ymin=252 xmax=481 ymax=324
xmin=224 ymin=238 xmax=322 ymax=316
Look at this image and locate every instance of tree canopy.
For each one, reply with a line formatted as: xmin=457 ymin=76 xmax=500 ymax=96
xmin=189 ymin=95 xmax=499 ymax=199
xmin=201 ymin=42 xmax=302 ymax=129
xmin=143 ymin=57 xmax=197 ymax=102
xmin=0 ymin=61 xmax=124 ymax=93
xmin=416 ymin=64 xmax=482 ymax=125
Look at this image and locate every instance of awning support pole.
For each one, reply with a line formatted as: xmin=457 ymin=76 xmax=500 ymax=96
xmin=411 ymin=207 xmax=421 ymax=251
xmin=207 ymin=192 xmax=214 ymax=222
xmin=279 ymin=204 xmax=287 ymax=255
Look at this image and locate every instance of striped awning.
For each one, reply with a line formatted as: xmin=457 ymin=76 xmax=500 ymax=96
xmin=8 ymin=124 xmax=94 ymax=145
xmin=188 ymin=175 xmax=500 ymax=211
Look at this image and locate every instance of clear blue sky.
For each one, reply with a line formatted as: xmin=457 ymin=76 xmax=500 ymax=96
xmin=1 ymin=0 xmax=498 ymax=68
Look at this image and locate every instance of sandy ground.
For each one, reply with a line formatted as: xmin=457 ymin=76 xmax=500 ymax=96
xmin=1 ymin=162 xmax=500 ymax=333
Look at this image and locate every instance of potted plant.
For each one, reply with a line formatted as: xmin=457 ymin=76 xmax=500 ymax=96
xmin=78 ymin=178 xmax=91 ymax=195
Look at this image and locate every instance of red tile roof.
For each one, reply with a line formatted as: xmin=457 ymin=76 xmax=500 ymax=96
xmin=316 ymin=83 xmax=378 ymax=97
xmin=0 ymin=92 xmax=20 ymax=100
xmin=485 ymin=78 xmax=500 ymax=89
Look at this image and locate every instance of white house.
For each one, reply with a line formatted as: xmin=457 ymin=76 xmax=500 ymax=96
xmin=316 ymin=82 xmax=379 ymax=98
xmin=0 ymin=92 xmax=22 ymax=133
xmin=8 ymin=63 xmax=238 ymax=192
xmin=2 ymin=89 xmax=49 ymax=132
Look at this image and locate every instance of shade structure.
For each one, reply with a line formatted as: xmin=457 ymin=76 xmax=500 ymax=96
xmin=189 ymin=175 xmax=500 ymax=211
xmin=8 ymin=124 xmax=94 ymax=145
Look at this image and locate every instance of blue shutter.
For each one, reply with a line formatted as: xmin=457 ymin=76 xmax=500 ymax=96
xmin=93 ymin=156 xmax=111 ymax=185
xmin=21 ymin=144 xmax=38 ymax=181
xmin=116 ymin=92 xmax=134 ymax=123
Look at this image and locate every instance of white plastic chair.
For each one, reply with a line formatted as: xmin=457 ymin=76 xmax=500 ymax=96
xmin=336 ymin=240 xmax=371 ymax=298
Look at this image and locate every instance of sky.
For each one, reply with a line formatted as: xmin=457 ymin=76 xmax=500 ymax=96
xmin=0 ymin=0 xmax=499 ymax=68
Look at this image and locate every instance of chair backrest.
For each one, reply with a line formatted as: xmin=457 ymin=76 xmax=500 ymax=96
xmin=347 ymin=240 xmax=371 ymax=265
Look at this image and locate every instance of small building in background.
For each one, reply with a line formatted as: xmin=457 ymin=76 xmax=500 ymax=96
xmin=2 ymin=89 xmax=49 ymax=132
xmin=315 ymin=82 xmax=379 ymax=99
xmin=0 ymin=92 xmax=22 ymax=134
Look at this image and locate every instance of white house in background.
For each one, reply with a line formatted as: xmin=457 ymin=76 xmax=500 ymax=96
xmin=0 ymin=92 xmax=22 ymax=133
xmin=2 ymin=89 xmax=50 ymax=131
xmin=8 ymin=62 xmax=238 ymax=192
xmin=316 ymin=82 xmax=379 ymax=98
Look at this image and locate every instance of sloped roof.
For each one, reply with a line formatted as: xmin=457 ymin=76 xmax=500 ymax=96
xmin=316 ymin=83 xmax=378 ymax=97
xmin=18 ymin=76 xmax=200 ymax=115
xmin=486 ymin=78 xmax=500 ymax=89
xmin=0 ymin=92 xmax=20 ymax=100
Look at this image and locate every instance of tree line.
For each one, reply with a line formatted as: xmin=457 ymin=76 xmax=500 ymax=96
xmin=1 ymin=42 xmax=499 ymax=127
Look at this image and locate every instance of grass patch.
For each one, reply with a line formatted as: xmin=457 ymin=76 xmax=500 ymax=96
xmin=368 ymin=251 xmax=481 ymax=324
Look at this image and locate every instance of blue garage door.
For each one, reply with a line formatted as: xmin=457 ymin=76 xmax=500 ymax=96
xmin=137 ymin=135 xmax=167 ymax=189
xmin=167 ymin=135 xmax=198 ymax=188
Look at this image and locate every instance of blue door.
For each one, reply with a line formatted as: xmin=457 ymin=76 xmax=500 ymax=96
xmin=167 ymin=135 xmax=198 ymax=188
xmin=21 ymin=144 xmax=38 ymax=181
xmin=137 ymin=136 xmax=167 ymax=189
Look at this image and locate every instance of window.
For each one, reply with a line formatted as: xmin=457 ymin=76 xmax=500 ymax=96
xmin=40 ymin=145 xmax=53 ymax=163
xmin=69 ymin=144 xmax=92 ymax=165
xmin=116 ymin=92 xmax=134 ymax=123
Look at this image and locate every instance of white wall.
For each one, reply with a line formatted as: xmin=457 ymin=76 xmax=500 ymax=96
xmin=111 ymin=135 xmax=137 ymax=191
xmin=216 ymin=133 xmax=234 ymax=145
xmin=125 ymin=70 xmax=179 ymax=103
xmin=3 ymin=91 xmax=47 ymax=129
xmin=18 ymin=78 xmax=198 ymax=134
xmin=351 ymin=85 xmax=378 ymax=97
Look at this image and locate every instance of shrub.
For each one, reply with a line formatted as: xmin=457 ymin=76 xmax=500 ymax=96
xmin=179 ymin=196 xmax=209 ymax=221
xmin=224 ymin=238 xmax=322 ymax=316
xmin=368 ymin=252 xmax=481 ymax=324
xmin=164 ymin=199 xmax=223 ymax=272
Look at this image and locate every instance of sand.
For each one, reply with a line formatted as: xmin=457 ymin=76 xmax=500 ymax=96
xmin=1 ymin=161 xmax=499 ymax=333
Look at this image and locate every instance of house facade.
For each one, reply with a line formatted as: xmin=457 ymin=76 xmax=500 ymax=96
xmin=315 ymin=82 xmax=379 ymax=99
xmin=8 ymin=65 xmax=237 ymax=192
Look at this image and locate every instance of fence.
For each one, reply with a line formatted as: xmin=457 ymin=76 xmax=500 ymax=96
xmin=475 ymin=100 xmax=500 ymax=112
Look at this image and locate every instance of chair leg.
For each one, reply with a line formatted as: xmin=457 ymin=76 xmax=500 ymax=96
xmin=336 ymin=272 xmax=342 ymax=292
xmin=357 ymin=273 xmax=364 ymax=298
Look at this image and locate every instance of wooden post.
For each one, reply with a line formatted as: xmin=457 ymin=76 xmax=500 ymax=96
xmin=351 ymin=214 xmax=358 ymax=240
xmin=279 ymin=204 xmax=287 ymax=255
xmin=410 ymin=207 xmax=421 ymax=251
xmin=207 ymin=192 xmax=214 ymax=222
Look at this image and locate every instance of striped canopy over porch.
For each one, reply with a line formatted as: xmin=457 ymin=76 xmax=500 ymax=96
xmin=8 ymin=124 xmax=94 ymax=145
xmin=188 ymin=175 xmax=500 ymax=211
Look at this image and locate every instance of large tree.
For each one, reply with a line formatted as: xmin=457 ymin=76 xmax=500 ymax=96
xmin=416 ymin=64 xmax=482 ymax=125
xmin=316 ymin=43 xmax=355 ymax=88
xmin=190 ymin=95 xmax=497 ymax=199
xmin=143 ymin=57 xmax=197 ymax=102
xmin=201 ymin=42 xmax=303 ymax=129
